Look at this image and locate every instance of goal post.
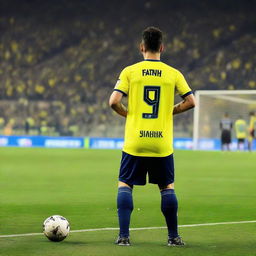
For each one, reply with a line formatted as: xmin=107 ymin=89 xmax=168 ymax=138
xmin=193 ymin=90 xmax=256 ymax=150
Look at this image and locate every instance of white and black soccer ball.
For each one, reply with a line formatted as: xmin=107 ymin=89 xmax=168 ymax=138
xmin=43 ymin=215 xmax=70 ymax=242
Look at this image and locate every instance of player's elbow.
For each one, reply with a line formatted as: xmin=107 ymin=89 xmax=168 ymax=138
xmin=189 ymin=98 xmax=196 ymax=108
xmin=185 ymin=95 xmax=196 ymax=109
xmin=109 ymin=91 xmax=122 ymax=108
xmin=109 ymin=97 xmax=119 ymax=109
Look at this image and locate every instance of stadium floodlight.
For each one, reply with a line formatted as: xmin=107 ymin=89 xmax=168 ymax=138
xmin=193 ymin=90 xmax=256 ymax=150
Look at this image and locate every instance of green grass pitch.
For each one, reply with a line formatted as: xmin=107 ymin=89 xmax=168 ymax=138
xmin=0 ymin=148 xmax=255 ymax=256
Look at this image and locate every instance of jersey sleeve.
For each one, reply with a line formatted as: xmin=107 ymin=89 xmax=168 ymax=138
xmin=114 ymin=67 xmax=130 ymax=96
xmin=175 ymin=70 xmax=192 ymax=98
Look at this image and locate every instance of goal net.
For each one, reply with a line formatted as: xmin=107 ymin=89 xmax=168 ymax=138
xmin=193 ymin=90 xmax=256 ymax=150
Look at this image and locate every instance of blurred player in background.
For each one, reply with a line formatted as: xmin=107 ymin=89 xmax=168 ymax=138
xmin=109 ymin=27 xmax=195 ymax=246
xmin=248 ymin=111 xmax=256 ymax=151
xmin=220 ymin=113 xmax=233 ymax=151
xmin=234 ymin=116 xmax=247 ymax=151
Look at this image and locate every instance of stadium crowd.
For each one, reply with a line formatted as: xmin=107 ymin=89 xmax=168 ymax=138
xmin=0 ymin=0 xmax=255 ymax=137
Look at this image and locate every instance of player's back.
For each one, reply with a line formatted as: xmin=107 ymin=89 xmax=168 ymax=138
xmin=220 ymin=118 xmax=232 ymax=131
xmin=235 ymin=119 xmax=247 ymax=139
xmin=115 ymin=60 xmax=191 ymax=157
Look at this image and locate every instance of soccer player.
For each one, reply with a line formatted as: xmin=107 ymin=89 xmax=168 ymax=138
xmin=234 ymin=116 xmax=247 ymax=151
xmin=109 ymin=27 xmax=195 ymax=246
xmin=248 ymin=111 xmax=256 ymax=151
xmin=220 ymin=113 xmax=233 ymax=151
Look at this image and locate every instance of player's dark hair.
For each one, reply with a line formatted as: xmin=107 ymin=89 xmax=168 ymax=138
xmin=142 ymin=27 xmax=163 ymax=52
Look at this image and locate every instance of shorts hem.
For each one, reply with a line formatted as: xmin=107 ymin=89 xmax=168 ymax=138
xmin=118 ymin=178 xmax=146 ymax=186
xmin=148 ymin=180 xmax=174 ymax=186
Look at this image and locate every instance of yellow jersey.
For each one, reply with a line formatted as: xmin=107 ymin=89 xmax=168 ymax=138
xmin=234 ymin=119 xmax=247 ymax=139
xmin=114 ymin=59 xmax=192 ymax=157
xmin=249 ymin=116 xmax=256 ymax=131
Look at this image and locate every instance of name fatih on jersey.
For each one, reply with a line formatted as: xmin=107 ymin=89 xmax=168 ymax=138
xmin=140 ymin=130 xmax=163 ymax=138
xmin=142 ymin=69 xmax=162 ymax=77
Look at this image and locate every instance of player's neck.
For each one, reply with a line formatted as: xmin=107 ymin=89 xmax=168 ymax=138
xmin=143 ymin=52 xmax=161 ymax=60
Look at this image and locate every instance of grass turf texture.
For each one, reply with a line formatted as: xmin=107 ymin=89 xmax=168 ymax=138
xmin=0 ymin=148 xmax=255 ymax=256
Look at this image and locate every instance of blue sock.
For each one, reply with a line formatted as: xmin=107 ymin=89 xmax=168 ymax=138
xmin=161 ymin=189 xmax=178 ymax=239
xmin=117 ymin=186 xmax=134 ymax=238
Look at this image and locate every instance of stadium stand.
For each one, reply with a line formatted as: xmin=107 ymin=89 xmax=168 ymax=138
xmin=0 ymin=0 xmax=255 ymax=136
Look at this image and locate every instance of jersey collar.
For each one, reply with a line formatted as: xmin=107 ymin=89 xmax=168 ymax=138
xmin=144 ymin=59 xmax=161 ymax=62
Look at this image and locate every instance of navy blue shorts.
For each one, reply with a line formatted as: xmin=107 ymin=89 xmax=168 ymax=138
xmin=118 ymin=151 xmax=175 ymax=186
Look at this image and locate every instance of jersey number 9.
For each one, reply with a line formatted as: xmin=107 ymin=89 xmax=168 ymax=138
xmin=142 ymin=86 xmax=161 ymax=119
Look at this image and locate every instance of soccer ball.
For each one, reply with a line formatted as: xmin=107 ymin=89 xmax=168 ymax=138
xmin=43 ymin=215 xmax=70 ymax=242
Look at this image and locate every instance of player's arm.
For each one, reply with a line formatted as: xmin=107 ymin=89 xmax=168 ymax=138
xmin=174 ymin=70 xmax=195 ymax=115
xmin=109 ymin=91 xmax=127 ymax=117
xmin=110 ymin=67 xmax=129 ymax=117
xmin=173 ymin=94 xmax=196 ymax=115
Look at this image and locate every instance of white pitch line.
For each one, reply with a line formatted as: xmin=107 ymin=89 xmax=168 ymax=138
xmin=0 ymin=220 xmax=255 ymax=238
